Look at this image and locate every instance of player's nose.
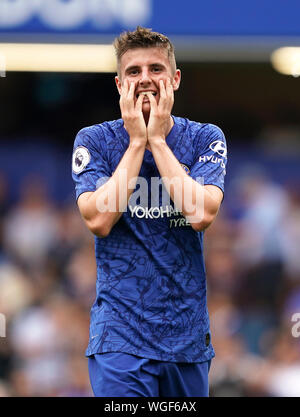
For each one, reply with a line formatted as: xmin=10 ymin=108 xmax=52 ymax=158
xmin=139 ymin=68 xmax=151 ymax=86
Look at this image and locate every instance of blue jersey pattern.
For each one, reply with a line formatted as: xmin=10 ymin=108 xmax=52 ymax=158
xmin=72 ymin=116 xmax=227 ymax=363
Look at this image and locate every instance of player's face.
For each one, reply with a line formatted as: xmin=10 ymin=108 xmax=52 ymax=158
xmin=115 ymin=47 xmax=181 ymax=115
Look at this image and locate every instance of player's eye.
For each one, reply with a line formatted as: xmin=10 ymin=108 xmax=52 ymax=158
xmin=128 ymin=69 xmax=139 ymax=76
xmin=152 ymin=66 xmax=162 ymax=72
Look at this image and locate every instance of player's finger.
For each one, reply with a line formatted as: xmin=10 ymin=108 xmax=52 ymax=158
xmin=166 ymin=78 xmax=174 ymax=107
xmin=127 ymin=81 xmax=135 ymax=100
xmin=158 ymin=80 xmax=168 ymax=110
xmin=135 ymin=92 xmax=144 ymax=112
xmin=121 ymin=78 xmax=129 ymax=97
xmin=166 ymin=78 xmax=174 ymax=97
xmin=146 ymin=91 xmax=157 ymax=111
xmin=159 ymin=79 xmax=167 ymax=100
xmin=119 ymin=79 xmax=128 ymax=108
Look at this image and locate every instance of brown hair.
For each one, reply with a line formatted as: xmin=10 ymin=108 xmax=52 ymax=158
xmin=113 ymin=26 xmax=176 ymax=76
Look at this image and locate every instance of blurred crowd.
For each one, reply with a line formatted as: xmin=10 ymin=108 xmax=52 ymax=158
xmin=0 ymin=160 xmax=300 ymax=397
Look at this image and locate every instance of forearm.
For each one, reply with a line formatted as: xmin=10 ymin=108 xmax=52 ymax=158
xmin=150 ymin=138 xmax=219 ymax=230
xmin=81 ymin=141 xmax=146 ymax=236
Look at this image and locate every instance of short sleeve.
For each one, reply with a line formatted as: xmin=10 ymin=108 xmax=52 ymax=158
xmin=72 ymin=125 xmax=111 ymax=201
xmin=189 ymin=123 xmax=227 ymax=194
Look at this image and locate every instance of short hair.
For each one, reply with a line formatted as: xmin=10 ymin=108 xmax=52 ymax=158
xmin=113 ymin=26 xmax=176 ymax=76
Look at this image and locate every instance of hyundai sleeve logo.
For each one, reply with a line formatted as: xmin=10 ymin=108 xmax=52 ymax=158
xmin=209 ymin=140 xmax=227 ymax=158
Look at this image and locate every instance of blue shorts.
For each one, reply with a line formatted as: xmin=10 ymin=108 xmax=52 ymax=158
xmin=88 ymin=352 xmax=211 ymax=397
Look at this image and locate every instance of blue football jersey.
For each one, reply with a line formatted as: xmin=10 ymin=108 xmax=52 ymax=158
xmin=72 ymin=116 xmax=227 ymax=363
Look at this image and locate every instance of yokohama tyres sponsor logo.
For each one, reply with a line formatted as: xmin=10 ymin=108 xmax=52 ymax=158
xmin=129 ymin=205 xmax=191 ymax=228
xmin=129 ymin=205 xmax=180 ymax=219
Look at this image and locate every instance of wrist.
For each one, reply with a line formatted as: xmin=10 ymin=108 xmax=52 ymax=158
xmin=128 ymin=140 xmax=146 ymax=151
xmin=148 ymin=136 xmax=166 ymax=147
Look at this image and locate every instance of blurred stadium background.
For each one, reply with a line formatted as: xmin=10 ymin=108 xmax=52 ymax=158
xmin=0 ymin=0 xmax=300 ymax=397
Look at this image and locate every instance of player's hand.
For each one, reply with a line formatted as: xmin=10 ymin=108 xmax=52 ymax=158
xmin=119 ymin=80 xmax=147 ymax=146
xmin=146 ymin=78 xmax=174 ymax=143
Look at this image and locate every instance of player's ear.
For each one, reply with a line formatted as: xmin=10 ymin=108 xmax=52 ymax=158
xmin=115 ymin=76 xmax=122 ymax=95
xmin=172 ymin=69 xmax=181 ymax=91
